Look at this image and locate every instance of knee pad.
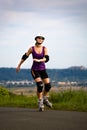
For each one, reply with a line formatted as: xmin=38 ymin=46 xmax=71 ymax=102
xmin=36 ymin=81 xmax=43 ymax=93
xmin=45 ymin=83 xmax=51 ymax=92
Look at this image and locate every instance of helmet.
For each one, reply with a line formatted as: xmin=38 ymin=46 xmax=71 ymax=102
xmin=35 ymin=34 xmax=45 ymax=41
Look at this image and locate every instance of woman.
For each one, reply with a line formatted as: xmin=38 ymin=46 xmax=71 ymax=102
xmin=16 ymin=35 xmax=52 ymax=111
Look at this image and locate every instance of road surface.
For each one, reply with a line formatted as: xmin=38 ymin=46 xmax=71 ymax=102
xmin=0 ymin=107 xmax=87 ymax=130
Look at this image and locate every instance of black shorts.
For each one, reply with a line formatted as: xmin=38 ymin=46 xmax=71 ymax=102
xmin=31 ymin=69 xmax=49 ymax=80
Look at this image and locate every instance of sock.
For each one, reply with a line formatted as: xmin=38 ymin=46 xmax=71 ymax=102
xmin=38 ymin=98 xmax=43 ymax=103
xmin=43 ymin=96 xmax=49 ymax=101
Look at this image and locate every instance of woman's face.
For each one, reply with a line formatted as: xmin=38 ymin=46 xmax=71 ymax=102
xmin=36 ymin=38 xmax=44 ymax=44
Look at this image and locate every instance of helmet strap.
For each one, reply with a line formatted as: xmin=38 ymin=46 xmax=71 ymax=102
xmin=35 ymin=42 xmax=42 ymax=46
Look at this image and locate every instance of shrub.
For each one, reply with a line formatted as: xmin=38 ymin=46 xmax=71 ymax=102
xmin=0 ymin=86 xmax=10 ymax=96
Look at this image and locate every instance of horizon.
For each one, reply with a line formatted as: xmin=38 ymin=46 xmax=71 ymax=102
xmin=0 ymin=65 xmax=87 ymax=70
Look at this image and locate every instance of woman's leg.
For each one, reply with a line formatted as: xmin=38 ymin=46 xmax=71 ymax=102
xmin=43 ymin=78 xmax=51 ymax=97
xmin=34 ymin=77 xmax=44 ymax=111
xmin=31 ymin=70 xmax=43 ymax=99
xmin=43 ymin=78 xmax=52 ymax=108
xmin=35 ymin=77 xmax=43 ymax=99
xmin=31 ymin=70 xmax=44 ymax=111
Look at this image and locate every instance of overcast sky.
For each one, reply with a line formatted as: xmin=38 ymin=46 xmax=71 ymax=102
xmin=0 ymin=0 xmax=87 ymax=69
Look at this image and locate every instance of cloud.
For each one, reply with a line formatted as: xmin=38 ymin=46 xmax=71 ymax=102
xmin=0 ymin=0 xmax=87 ymax=12
xmin=0 ymin=0 xmax=87 ymax=68
xmin=0 ymin=0 xmax=86 ymax=28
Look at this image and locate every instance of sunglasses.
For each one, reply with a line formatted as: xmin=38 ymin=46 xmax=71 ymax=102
xmin=37 ymin=36 xmax=45 ymax=40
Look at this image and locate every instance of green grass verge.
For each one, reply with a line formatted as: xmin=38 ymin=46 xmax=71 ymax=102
xmin=0 ymin=86 xmax=87 ymax=111
xmin=50 ymin=90 xmax=87 ymax=112
xmin=0 ymin=86 xmax=37 ymax=108
xmin=0 ymin=95 xmax=37 ymax=108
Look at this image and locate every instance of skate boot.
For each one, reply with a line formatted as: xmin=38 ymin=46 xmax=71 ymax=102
xmin=43 ymin=97 xmax=52 ymax=108
xmin=38 ymin=99 xmax=44 ymax=112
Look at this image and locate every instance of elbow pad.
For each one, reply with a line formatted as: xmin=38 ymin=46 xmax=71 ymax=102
xmin=45 ymin=55 xmax=49 ymax=63
xmin=22 ymin=53 xmax=28 ymax=60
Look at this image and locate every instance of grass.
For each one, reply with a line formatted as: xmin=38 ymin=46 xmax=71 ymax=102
xmin=50 ymin=90 xmax=87 ymax=111
xmin=0 ymin=86 xmax=87 ymax=111
xmin=0 ymin=95 xmax=37 ymax=108
xmin=0 ymin=86 xmax=37 ymax=108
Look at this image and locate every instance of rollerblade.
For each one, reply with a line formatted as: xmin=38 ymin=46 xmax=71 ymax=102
xmin=38 ymin=99 xmax=44 ymax=112
xmin=43 ymin=97 xmax=52 ymax=108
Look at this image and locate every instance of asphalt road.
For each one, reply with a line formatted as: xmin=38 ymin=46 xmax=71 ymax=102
xmin=0 ymin=107 xmax=87 ymax=130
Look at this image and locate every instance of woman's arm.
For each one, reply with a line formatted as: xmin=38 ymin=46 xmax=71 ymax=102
xmin=44 ymin=47 xmax=49 ymax=63
xmin=16 ymin=47 xmax=32 ymax=72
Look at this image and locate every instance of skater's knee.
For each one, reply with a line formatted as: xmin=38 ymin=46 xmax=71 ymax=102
xmin=36 ymin=81 xmax=43 ymax=93
xmin=45 ymin=83 xmax=51 ymax=92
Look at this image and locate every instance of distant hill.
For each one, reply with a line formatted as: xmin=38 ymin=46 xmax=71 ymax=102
xmin=68 ymin=66 xmax=87 ymax=70
xmin=0 ymin=67 xmax=87 ymax=82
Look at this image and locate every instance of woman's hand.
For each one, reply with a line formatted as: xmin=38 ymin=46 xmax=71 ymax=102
xmin=16 ymin=66 xmax=20 ymax=72
xmin=33 ymin=58 xmax=41 ymax=62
